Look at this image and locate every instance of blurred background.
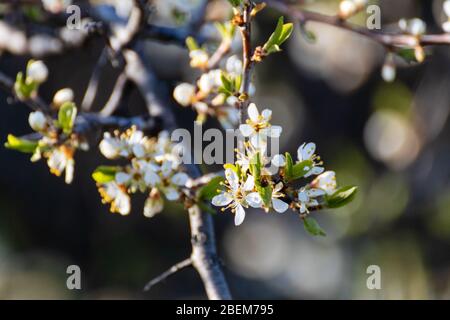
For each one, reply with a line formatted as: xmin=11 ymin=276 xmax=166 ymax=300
xmin=1 ymin=0 xmax=450 ymax=299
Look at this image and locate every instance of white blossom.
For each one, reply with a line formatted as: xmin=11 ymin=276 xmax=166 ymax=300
xmin=99 ymin=132 xmax=124 ymax=159
xmin=47 ymin=147 xmax=74 ymax=184
xmin=239 ymin=103 xmax=282 ymax=150
xmin=197 ymin=69 xmax=221 ymax=94
xmin=190 ymin=49 xmax=209 ymax=68
xmin=144 ymin=188 xmax=164 ymax=218
xmin=212 ymin=170 xmax=258 ymax=226
xmin=297 ymin=188 xmax=325 ymax=214
xmin=226 ymin=55 xmax=243 ymax=76
xmin=98 ymin=182 xmax=131 ymax=216
xmin=311 ymin=171 xmax=337 ymax=195
xmin=297 ymin=142 xmax=324 ymax=177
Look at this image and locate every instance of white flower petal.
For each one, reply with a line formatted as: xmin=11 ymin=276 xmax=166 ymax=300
xmin=115 ymin=172 xmax=131 ymax=184
xmin=164 ymin=187 xmax=180 ymax=201
xmin=298 ymin=190 xmax=309 ymax=202
xmin=225 ymin=169 xmax=239 ymax=192
xmin=306 ymin=188 xmax=326 ymax=198
xmin=300 ymin=142 xmax=316 ymax=161
xmin=242 ymin=175 xmax=255 ymax=191
xmin=171 ymin=172 xmax=189 ymax=186
xmin=212 ymin=193 xmax=233 ymax=206
xmin=144 ymin=170 xmax=161 ymax=186
xmin=272 ymin=198 xmax=289 ymax=213
xmin=305 ymin=166 xmax=324 ymax=177
xmin=132 ymin=144 xmax=145 ymax=158
xmin=239 ymin=124 xmax=254 ymax=137
xmin=144 ymin=195 xmax=164 ymax=218
xmin=271 ymin=154 xmax=286 ymax=167
xmin=247 ymin=103 xmax=259 ymax=122
xmin=246 ymin=192 xmax=262 ymax=208
xmin=261 ymin=109 xmax=272 ymax=121
xmin=234 ymin=204 xmax=246 ymax=226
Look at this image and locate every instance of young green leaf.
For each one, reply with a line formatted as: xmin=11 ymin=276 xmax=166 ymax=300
xmin=284 ymin=152 xmax=294 ymax=180
xmin=263 ymin=16 xmax=294 ymax=54
xmin=303 ymin=217 xmax=326 ymax=237
xmin=325 ymin=186 xmax=358 ymax=208
xmin=198 ymin=176 xmax=225 ymax=201
xmin=227 ymin=0 xmax=242 ymax=7
xmin=249 ymin=152 xmax=262 ymax=184
xmin=4 ymin=134 xmax=38 ymax=153
xmin=291 ymin=160 xmax=313 ymax=180
xmin=58 ymin=102 xmax=77 ymax=134
xmin=14 ymin=72 xmax=37 ymax=100
xmin=185 ymin=36 xmax=199 ymax=51
xmin=257 ymin=184 xmax=273 ymax=207
xmin=92 ymin=166 xmax=121 ymax=183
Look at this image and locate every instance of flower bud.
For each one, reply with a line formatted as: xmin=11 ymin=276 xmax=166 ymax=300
xmin=28 ymin=111 xmax=47 ymax=132
xmin=173 ymin=83 xmax=195 ymax=107
xmin=53 ymin=88 xmax=74 ymax=107
xmin=26 ymin=60 xmax=48 ymax=84
xmin=189 ymin=49 xmax=209 ymax=69
xmin=339 ymin=0 xmax=357 ymax=19
xmin=144 ymin=188 xmax=164 ymax=218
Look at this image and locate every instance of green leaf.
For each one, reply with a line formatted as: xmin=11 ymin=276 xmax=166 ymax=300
xmin=215 ymin=22 xmax=235 ymax=40
xmin=278 ymin=22 xmax=294 ymax=45
xmin=263 ymin=16 xmax=293 ymax=54
xmin=220 ymin=72 xmax=233 ymax=94
xmin=198 ymin=176 xmax=225 ymax=200
xmin=284 ymin=152 xmax=294 ymax=180
xmin=291 ymin=160 xmax=313 ymax=180
xmin=14 ymin=72 xmax=37 ymax=100
xmin=4 ymin=134 xmax=38 ymax=153
xmin=396 ymin=48 xmax=418 ymax=63
xmin=92 ymin=166 xmax=121 ymax=183
xmin=227 ymin=0 xmax=242 ymax=7
xmin=257 ymin=184 xmax=273 ymax=207
xmin=303 ymin=217 xmax=326 ymax=237
xmin=186 ymin=36 xmax=199 ymax=51
xmin=249 ymin=152 xmax=262 ymax=183
xmin=326 ymin=186 xmax=358 ymax=208
xmin=58 ymin=102 xmax=77 ymax=134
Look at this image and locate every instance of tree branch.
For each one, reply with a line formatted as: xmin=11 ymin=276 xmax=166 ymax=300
xmin=143 ymin=258 xmax=193 ymax=292
xmin=265 ymin=0 xmax=450 ymax=49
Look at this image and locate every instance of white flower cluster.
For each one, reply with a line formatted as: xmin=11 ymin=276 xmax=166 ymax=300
xmin=443 ymin=1 xmax=450 ymax=33
xmin=173 ymin=54 xmax=250 ymax=129
xmin=212 ymin=104 xmax=338 ymax=226
xmin=27 ymin=108 xmax=84 ymax=184
xmin=398 ymin=18 xmax=427 ymax=37
xmin=96 ymin=128 xmax=189 ymax=217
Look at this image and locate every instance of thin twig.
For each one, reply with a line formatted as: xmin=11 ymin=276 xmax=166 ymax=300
xmin=81 ymin=47 xmax=109 ymax=111
xmin=265 ymin=0 xmax=450 ymax=49
xmin=100 ymin=72 xmax=130 ymax=116
xmin=143 ymin=258 xmax=193 ymax=292
xmin=238 ymin=1 xmax=255 ymax=123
